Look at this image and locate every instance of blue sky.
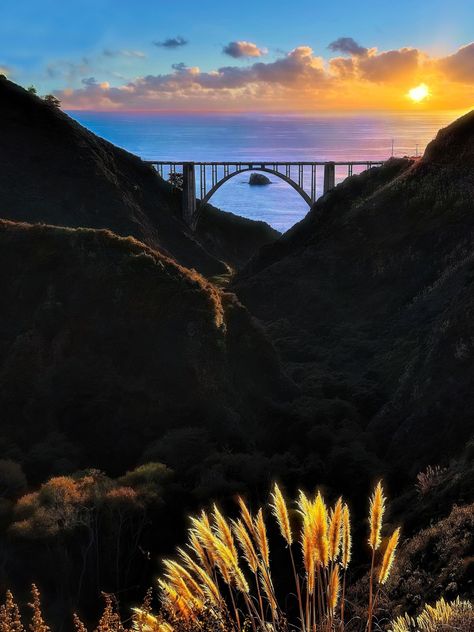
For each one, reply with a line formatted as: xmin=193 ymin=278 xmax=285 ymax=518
xmin=2 ymin=0 xmax=473 ymax=110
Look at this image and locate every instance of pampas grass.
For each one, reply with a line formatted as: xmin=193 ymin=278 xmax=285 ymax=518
xmin=378 ymin=528 xmax=400 ymax=585
xmin=389 ymin=597 xmax=473 ymax=632
xmin=145 ymin=481 xmax=403 ymax=632
xmin=368 ymin=481 xmax=386 ymax=632
xmin=0 ymin=485 xmax=472 ymax=632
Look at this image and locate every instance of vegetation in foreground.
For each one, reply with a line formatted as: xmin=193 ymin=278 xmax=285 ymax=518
xmin=143 ymin=481 xmax=399 ymax=632
xmin=390 ymin=597 xmax=473 ymax=632
xmin=2 ymin=483 xmax=471 ymax=632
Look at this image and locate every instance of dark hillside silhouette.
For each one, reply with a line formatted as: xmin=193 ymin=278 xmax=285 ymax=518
xmin=234 ymin=111 xmax=474 ymax=470
xmin=0 ymin=78 xmax=277 ymax=276
xmin=0 ymin=219 xmax=288 ymax=477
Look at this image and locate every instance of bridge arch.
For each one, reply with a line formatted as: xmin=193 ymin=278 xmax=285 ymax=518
xmin=148 ymin=160 xmax=385 ymax=229
xmin=195 ymin=166 xmax=312 ymax=224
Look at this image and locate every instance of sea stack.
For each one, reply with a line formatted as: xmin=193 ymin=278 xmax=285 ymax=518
xmin=249 ymin=172 xmax=271 ymax=185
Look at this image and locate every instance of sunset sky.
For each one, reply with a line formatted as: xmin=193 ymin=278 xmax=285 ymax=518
xmin=2 ymin=0 xmax=474 ymax=111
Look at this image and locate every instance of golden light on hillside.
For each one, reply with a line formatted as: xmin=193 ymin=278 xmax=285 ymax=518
xmin=407 ymin=83 xmax=430 ymax=103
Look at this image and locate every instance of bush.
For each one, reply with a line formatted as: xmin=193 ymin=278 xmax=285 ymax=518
xmin=415 ymin=465 xmax=448 ymax=496
xmin=43 ymin=94 xmax=61 ymax=108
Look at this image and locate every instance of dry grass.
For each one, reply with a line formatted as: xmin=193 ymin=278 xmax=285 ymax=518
xmin=135 ymin=482 xmax=404 ymax=632
xmin=0 ymin=485 xmax=471 ymax=632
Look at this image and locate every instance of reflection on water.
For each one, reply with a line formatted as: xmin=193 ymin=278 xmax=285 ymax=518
xmin=71 ymin=111 xmax=457 ymax=232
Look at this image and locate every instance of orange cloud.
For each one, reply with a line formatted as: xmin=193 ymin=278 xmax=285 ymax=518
xmin=437 ymin=43 xmax=474 ymax=83
xmin=55 ymin=41 xmax=474 ymax=112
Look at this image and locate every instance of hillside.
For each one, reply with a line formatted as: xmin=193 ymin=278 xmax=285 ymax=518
xmin=0 ymin=78 xmax=277 ymax=276
xmin=1 ymin=84 xmax=473 ymax=628
xmin=234 ymin=110 xmax=474 ymax=472
xmin=0 ymin=219 xmax=288 ymax=479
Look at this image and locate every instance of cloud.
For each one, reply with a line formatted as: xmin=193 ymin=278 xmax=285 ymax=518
xmin=0 ymin=64 xmax=10 ymax=76
xmin=55 ymin=46 xmax=327 ymax=109
xmin=328 ymin=37 xmax=368 ymax=57
xmin=358 ymin=47 xmax=420 ymax=82
xmin=328 ymin=46 xmax=421 ymax=83
xmin=223 ymin=41 xmax=267 ymax=58
xmin=328 ymin=56 xmax=355 ymax=78
xmin=437 ymin=42 xmax=474 ymax=83
xmin=81 ymin=76 xmax=98 ymax=86
xmin=41 ymin=49 xmax=145 ymax=87
xmin=53 ymin=41 xmax=474 ymax=111
xmin=46 ymin=57 xmax=92 ymax=81
xmin=154 ymin=36 xmax=188 ymax=49
xmin=171 ymin=62 xmax=188 ymax=72
xmin=103 ymin=49 xmax=146 ymax=59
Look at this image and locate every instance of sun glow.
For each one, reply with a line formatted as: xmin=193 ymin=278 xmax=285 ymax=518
xmin=407 ymin=83 xmax=430 ymax=103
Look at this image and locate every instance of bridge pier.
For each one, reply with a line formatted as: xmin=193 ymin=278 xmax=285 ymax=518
xmin=323 ymin=162 xmax=336 ymax=194
xmin=182 ymin=162 xmax=196 ymax=227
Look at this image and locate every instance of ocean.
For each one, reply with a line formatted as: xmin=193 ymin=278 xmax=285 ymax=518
xmin=70 ymin=111 xmax=457 ymax=232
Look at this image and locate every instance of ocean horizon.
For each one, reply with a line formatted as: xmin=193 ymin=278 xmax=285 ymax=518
xmin=71 ymin=110 xmax=458 ymax=232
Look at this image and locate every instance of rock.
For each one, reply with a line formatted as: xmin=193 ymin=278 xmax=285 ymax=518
xmin=249 ymin=173 xmax=271 ymax=185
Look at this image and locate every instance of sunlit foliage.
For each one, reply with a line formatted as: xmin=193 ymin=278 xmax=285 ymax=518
xmin=136 ymin=481 xmax=402 ymax=631
xmin=390 ymin=597 xmax=473 ymax=632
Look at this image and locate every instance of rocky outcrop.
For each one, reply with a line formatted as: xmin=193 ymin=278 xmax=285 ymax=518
xmin=249 ymin=173 xmax=271 ymax=185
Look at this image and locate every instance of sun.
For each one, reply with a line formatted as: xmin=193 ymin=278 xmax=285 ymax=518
xmin=407 ymin=83 xmax=430 ymax=103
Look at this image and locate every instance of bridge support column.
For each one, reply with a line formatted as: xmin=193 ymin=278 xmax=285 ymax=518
xmin=182 ymin=162 xmax=196 ymax=228
xmin=323 ymin=162 xmax=336 ymax=194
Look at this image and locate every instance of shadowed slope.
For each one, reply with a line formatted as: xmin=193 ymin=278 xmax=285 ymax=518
xmin=0 ymin=219 xmax=288 ymax=476
xmin=234 ymin=111 xmax=474 ymax=470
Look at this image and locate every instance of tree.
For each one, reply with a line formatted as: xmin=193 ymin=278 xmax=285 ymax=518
xmin=43 ymin=94 xmax=61 ymax=108
xmin=27 ymin=85 xmax=37 ymax=94
xmin=168 ymin=172 xmax=183 ymax=190
xmin=119 ymin=462 xmax=171 ymax=503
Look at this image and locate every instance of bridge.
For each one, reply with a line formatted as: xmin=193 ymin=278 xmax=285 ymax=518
xmin=147 ymin=160 xmax=385 ymax=228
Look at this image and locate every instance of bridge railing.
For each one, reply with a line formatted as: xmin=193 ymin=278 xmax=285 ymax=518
xmin=147 ymin=161 xmax=383 ymax=198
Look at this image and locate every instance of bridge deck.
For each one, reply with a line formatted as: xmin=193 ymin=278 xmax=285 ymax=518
xmin=145 ymin=158 xmax=387 ymax=228
xmin=146 ymin=160 xmax=384 ymax=166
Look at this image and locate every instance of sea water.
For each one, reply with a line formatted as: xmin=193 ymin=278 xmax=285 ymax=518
xmin=70 ymin=111 xmax=457 ymax=232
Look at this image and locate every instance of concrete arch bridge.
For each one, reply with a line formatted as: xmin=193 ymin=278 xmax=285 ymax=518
xmin=147 ymin=160 xmax=384 ymax=229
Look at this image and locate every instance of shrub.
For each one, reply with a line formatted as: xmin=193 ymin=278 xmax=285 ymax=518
xmin=0 ymin=585 xmax=49 ymax=632
xmin=168 ymin=172 xmax=183 ymax=190
xmin=415 ymin=465 xmax=448 ymax=496
xmin=43 ymin=94 xmax=61 ymax=108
